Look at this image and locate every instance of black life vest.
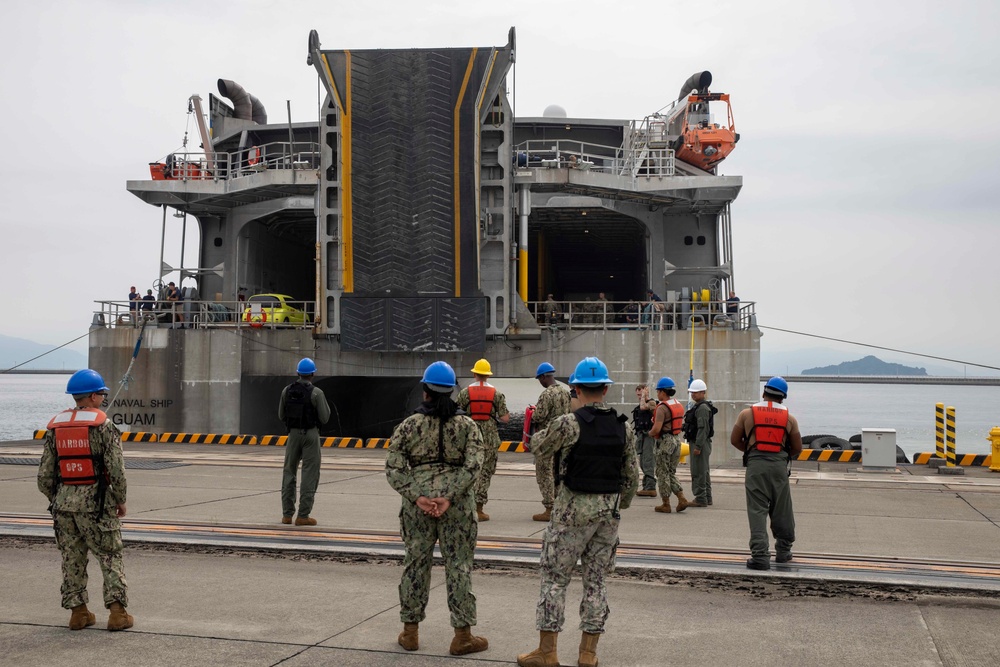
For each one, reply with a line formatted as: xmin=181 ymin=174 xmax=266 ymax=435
xmin=562 ymin=407 xmax=627 ymax=493
xmin=284 ymin=381 xmax=318 ymax=430
xmin=748 ymin=402 xmax=790 ymax=453
xmin=632 ymin=403 xmax=653 ymax=433
xmin=658 ymin=399 xmax=685 ymax=436
xmin=683 ymin=400 xmax=717 ymax=442
xmin=47 ymin=408 xmax=106 ymax=486
xmin=407 ymin=403 xmax=465 ymax=468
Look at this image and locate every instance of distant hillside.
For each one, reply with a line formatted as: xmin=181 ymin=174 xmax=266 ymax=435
xmin=802 ymin=355 xmax=927 ymax=376
xmin=0 ymin=333 xmax=87 ymax=371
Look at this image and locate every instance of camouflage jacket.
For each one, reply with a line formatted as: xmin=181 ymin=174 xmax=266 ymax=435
xmin=37 ymin=416 xmax=127 ymax=514
xmin=386 ymin=411 xmax=485 ymax=504
xmin=531 ymin=402 xmax=639 ymax=521
xmin=532 ymin=383 xmax=571 ymax=432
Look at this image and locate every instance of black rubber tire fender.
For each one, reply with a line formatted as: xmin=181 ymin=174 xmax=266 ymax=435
xmin=810 ymin=436 xmax=851 ymax=451
xmin=802 ymin=434 xmax=837 ymax=445
xmin=896 ymin=445 xmax=910 ymax=464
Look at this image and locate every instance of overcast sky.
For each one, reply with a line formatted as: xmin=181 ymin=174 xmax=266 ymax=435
xmin=2 ymin=0 xmax=998 ymax=373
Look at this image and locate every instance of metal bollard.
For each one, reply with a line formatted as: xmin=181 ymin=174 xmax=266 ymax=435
xmin=988 ymin=427 xmax=1000 ymax=473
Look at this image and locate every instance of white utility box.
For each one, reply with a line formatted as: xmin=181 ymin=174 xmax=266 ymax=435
xmin=861 ymin=428 xmax=897 ymax=469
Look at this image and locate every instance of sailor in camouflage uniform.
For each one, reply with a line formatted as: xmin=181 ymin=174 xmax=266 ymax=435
xmin=386 ymin=361 xmax=489 ymax=656
xmin=455 ymin=358 xmax=509 ymax=521
xmin=37 ymin=369 xmax=133 ymax=632
xmin=646 ymin=377 xmax=692 ymax=513
xmin=527 ymin=362 xmax=571 ymax=522
xmin=517 ymin=357 xmax=639 ymax=667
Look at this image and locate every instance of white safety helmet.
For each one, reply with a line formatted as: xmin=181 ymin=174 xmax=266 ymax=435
xmin=688 ymin=379 xmax=707 ymax=393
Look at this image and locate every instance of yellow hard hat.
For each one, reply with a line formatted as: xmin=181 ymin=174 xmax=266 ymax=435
xmin=471 ymin=359 xmax=493 ymax=376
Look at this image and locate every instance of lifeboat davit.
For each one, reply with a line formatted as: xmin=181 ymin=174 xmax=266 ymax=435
xmin=666 ymin=71 xmax=739 ymax=172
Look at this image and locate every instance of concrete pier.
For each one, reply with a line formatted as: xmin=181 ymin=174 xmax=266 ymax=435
xmin=3 ymin=440 xmax=999 ymax=666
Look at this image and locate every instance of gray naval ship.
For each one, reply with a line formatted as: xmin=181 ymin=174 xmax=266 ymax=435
xmin=98 ymin=28 xmax=759 ymax=461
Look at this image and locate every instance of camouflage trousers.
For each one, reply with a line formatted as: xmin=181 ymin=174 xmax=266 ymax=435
xmin=474 ymin=435 xmax=499 ymax=506
xmin=655 ymin=434 xmax=683 ymax=496
xmin=536 ymin=517 xmax=620 ymax=633
xmin=398 ymin=497 xmax=479 ymax=628
xmin=53 ymin=511 xmax=128 ymax=609
xmin=534 ymin=453 xmax=555 ymax=509
xmin=282 ymin=428 xmax=321 ymax=518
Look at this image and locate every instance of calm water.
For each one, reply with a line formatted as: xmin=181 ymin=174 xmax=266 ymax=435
xmin=3 ymin=375 xmax=996 ymax=459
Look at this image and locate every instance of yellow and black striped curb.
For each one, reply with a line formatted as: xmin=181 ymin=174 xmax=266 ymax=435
xmin=499 ymin=441 xmax=528 ymax=452
xmin=914 ymin=452 xmax=992 ymax=467
xmin=796 ymin=449 xmax=862 ymax=462
xmin=158 ymin=433 xmax=257 ymax=444
xmin=34 ymin=430 xmax=160 ymax=442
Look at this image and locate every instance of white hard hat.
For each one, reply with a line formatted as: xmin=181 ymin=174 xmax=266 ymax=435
xmin=688 ymin=379 xmax=707 ymax=392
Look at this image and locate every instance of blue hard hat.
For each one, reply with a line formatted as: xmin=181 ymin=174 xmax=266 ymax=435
xmin=764 ymin=376 xmax=788 ymax=397
xmin=655 ymin=376 xmax=676 ymax=391
xmin=422 ymin=361 xmax=457 ymax=393
xmin=568 ymin=373 xmax=577 ymax=384
xmin=297 ymin=358 xmax=317 ymax=375
xmin=535 ymin=362 xmax=556 ymax=377
xmin=572 ymin=357 xmax=613 ymax=386
xmin=66 ymin=369 xmax=109 ymax=395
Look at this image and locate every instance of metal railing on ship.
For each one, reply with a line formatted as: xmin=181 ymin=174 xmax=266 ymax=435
xmin=92 ymin=300 xmax=318 ymax=330
xmin=527 ymin=299 xmax=755 ymax=331
xmin=150 ymin=141 xmax=321 ymax=182
xmin=514 ymin=137 xmax=675 ymax=178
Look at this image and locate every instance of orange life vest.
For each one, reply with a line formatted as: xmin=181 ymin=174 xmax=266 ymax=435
xmin=749 ymin=401 xmax=789 ymax=453
xmin=46 ymin=408 xmax=108 ymax=485
xmin=658 ymin=399 xmax=685 ymax=435
xmin=467 ymin=383 xmax=496 ymax=422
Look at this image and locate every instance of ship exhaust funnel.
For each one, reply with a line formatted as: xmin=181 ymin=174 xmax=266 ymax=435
xmin=677 ymin=71 xmax=712 ymax=101
xmin=217 ymin=79 xmax=268 ymax=124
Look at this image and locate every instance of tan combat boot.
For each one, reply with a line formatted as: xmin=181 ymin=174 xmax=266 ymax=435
xmin=675 ymin=490 xmax=691 ymax=512
xmin=450 ymin=625 xmax=489 ymax=655
xmin=532 ymin=506 xmax=551 ymax=522
xmin=654 ymin=496 xmax=672 ymax=513
xmin=398 ymin=622 xmax=419 ymax=651
xmin=106 ymin=602 xmax=133 ymax=631
xmin=69 ymin=604 xmax=95 ymax=630
xmin=476 ymin=503 xmax=490 ymax=522
xmin=636 ymin=489 xmax=657 ymax=497
xmin=517 ymin=630 xmax=559 ymax=667
xmin=579 ymin=631 xmax=600 ymax=667
xmin=295 ymin=516 xmax=317 ymax=526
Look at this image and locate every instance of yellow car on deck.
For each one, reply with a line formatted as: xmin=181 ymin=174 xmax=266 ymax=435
xmin=243 ymin=294 xmax=311 ymax=325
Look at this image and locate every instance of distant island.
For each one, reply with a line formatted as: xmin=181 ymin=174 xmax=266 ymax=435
xmin=802 ymin=355 xmax=928 ymax=376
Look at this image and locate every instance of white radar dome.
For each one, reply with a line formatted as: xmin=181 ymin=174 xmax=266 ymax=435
xmin=542 ymin=104 xmax=567 ymax=118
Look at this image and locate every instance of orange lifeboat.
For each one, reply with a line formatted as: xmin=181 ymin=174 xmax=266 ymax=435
xmin=664 ymin=71 xmax=739 ymax=172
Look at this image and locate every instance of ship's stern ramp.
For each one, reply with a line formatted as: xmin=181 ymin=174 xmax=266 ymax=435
xmin=310 ymin=30 xmax=515 ymax=350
